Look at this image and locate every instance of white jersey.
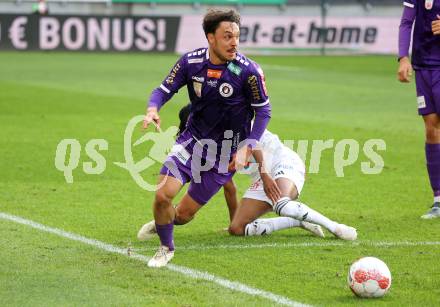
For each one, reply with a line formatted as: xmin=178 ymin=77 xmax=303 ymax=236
xmin=243 ymin=129 xmax=306 ymax=205
xmin=247 ymin=130 xmax=302 ymax=181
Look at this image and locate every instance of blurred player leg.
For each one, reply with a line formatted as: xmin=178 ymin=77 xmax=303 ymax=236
xmin=274 ymin=178 xmax=357 ymax=240
xmin=229 ymin=196 xmax=323 ymax=237
xmin=138 ymin=194 xmax=205 ymax=240
xmin=148 ymin=175 xmax=182 ymax=268
xmin=228 ymin=198 xmax=272 ymax=236
xmin=174 ymin=193 xmax=203 ymax=225
xmin=421 ymin=112 xmax=440 ymax=219
xmin=416 ymin=71 xmax=440 ymax=218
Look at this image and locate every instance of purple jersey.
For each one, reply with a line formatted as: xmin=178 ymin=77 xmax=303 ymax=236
xmin=404 ymin=0 xmax=440 ymax=68
xmin=149 ymin=48 xmax=271 ymax=153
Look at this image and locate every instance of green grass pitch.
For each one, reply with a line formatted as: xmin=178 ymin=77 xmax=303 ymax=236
xmin=1 ymin=52 xmax=440 ymax=306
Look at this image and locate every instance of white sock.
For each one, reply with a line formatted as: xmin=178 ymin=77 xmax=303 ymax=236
xmin=273 ymin=197 xmax=338 ymax=233
xmin=434 ymin=196 xmax=440 ymax=203
xmin=244 ymin=217 xmax=300 ymax=236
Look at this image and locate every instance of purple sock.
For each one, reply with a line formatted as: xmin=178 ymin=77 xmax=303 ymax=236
xmin=155 ymin=223 xmax=175 ymax=251
xmin=425 ymin=143 xmax=440 ymax=200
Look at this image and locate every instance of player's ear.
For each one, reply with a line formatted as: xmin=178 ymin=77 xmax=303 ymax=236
xmin=207 ymin=33 xmax=215 ymax=45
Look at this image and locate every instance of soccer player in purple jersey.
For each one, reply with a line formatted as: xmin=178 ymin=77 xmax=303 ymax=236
xmin=141 ymin=9 xmax=271 ymax=267
xmin=398 ymin=0 xmax=440 ymax=218
xmin=138 ymin=104 xmax=357 ymax=241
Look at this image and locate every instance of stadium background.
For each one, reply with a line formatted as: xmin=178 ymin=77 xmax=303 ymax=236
xmin=2 ymin=1 xmax=440 ymax=306
xmin=1 ymin=0 xmax=401 ymax=55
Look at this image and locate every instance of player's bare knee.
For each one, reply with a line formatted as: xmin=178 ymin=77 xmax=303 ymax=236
xmin=174 ymin=208 xmax=195 ymax=225
xmin=424 ymin=116 xmax=440 ymax=142
xmin=278 ymin=188 xmax=298 ymax=201
xmin=288 ymin=186 xmax=299 ymax=200
xmin=174 ymin=214 xmax=193 ymax=225
xmin=425 ymin=125 xmax=440 ymax=143
xmin=228 ymin=223 xmax=245 ymax=236
xmin=154 ymin=190 xmax=172 ymax=209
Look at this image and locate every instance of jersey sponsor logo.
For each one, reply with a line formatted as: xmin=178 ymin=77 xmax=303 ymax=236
xmin=248 ymin=75 xmax=261 ymax=101
xmin=417 ymin=96 xmax=426 ymax=109
xmin=219 ymin=83 xmax=233 ymax=97
xmin=257 ymin=67 xmax=268 ymax=96
xmin=227 ymin=62 xmax=242 ymax=76
xmin=207 ymin=79 xmax=218 ymax=87
xmin=207 ymin=69 xmax=222 ymax=79
xmin=170 ymin=144 xmax=191 ymax=165
xmin=188 ymin=58 xmax=204 ymax=64
xmin=277 ymin=164 xmax=294 ymax=171
xmin=193 ymin=81 xmax=202 ymax=98
xmin=425 ymin=0 xmax=434 ymax=9
xmin=274 ymin=170 xmax=285 ymax=177
xmin=166 ymin=63 xmax=180 ymax=85
xmin=249 ymin=179 xmax=262 ymax=191
xmin=192 ymin=76 xmax=205 ymax=83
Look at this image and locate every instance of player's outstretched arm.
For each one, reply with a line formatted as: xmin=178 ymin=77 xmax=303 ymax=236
xmin=143 ymin=107 xmax=160 ymax=129
xmin=223 ymin=180 xmax=238 ymax=222
xmin=144 ymin=56 xmax=188 ymax=129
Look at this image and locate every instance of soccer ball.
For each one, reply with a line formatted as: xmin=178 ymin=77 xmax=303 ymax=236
xmin=347 ymin=257 xmax=391 ymax=298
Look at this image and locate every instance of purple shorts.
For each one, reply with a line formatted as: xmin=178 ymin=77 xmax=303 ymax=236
xmin=415 ymin=69 xmax=440 ymax=116
xmin=159 ymin=131 xmax=234 ymax=206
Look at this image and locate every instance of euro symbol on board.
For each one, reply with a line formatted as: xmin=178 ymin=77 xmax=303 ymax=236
xmin=114 ymin=115 xmax=178 ymax=191
xmin=8 ymin=16 xmax=28 ymax=49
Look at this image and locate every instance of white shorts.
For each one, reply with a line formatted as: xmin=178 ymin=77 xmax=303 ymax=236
xmin=242 ymin=148 xmax=305 ymax=207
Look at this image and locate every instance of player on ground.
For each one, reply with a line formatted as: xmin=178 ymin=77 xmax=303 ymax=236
xmin=139 ymin=104 xmax=357 ymax=240
xmin=226 ymin=129 xmax=357 ymax=240
xmin=142 ymin=9 xmax=271 ymax=267
xmin=398 ymin=0 xmax=440 ymax=218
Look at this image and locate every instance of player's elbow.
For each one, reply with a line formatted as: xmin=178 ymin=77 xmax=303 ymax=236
xmin=255 ymin=104 xmax=271 ymax=119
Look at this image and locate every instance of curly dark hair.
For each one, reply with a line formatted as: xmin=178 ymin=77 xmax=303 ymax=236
xmin=202 ymin=9 xmax=241 ymax=38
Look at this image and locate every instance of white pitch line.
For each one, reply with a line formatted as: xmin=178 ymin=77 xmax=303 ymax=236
xmin=131 ymin=240 xmax=440 ymax=252
xmin=0 ymin=212 xmax=310 ymax=307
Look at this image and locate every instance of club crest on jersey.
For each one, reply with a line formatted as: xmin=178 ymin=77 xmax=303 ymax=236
xmin=425 ymin=0 xmax=434 ymax=9
xmin=219 ymin=83 xmax=233 ymax=97
xmin=193 ymin=81 xmax=202 ymax=98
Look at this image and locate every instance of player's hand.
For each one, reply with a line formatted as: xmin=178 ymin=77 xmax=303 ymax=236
xmin=432 ymin=15 xmax=440 ymax=35
xmin=143 ymin=107 xmax=161 ymax=129
xmin=228 ymin=145 xmax=252 ymax=172
xmin=397 ymin=57 xmax=413 ymax=83
xmin=261 ymin=173 xmax=281 ymax=204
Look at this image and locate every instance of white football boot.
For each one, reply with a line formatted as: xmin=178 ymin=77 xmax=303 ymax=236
xmin=244 ymin=219 xmax=273 ymax=236
xmin=147 ymin=245 xmax=174 ymax=268
xmin=333 ymin=224 xmax=357 ymax=241
xmin=137 ymin=220 xmax=157 ymax=241
xmin=300 ymin=221 xmax=325 ymax=238
xmin=421 ymin=202 xmax=440 ymax=219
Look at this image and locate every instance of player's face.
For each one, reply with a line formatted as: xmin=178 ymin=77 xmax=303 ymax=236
xmin=208 ymin=21 xmax=240 ymax=63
